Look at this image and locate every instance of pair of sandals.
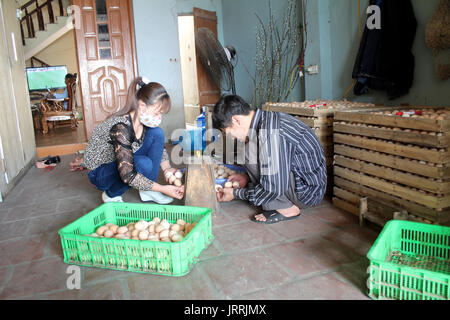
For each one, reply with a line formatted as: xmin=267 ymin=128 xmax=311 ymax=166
xmin=251 ymin=210 xmax=301 ymax=224
xmin=36 ymin=156 xmax=61 ymax=172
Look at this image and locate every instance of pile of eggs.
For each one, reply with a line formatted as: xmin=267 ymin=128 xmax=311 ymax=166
xmin=213 ymin=164 xmax=238 ymax=179
xmin=165 ymin=170 xmax=184 ymax=187
xmin=86 ymin=217 xmax=197 ymax=242
xmin=371 ymin=109 xmax=449 ymax=120
xmin=214 ymin=164 xmax=241 ymax=189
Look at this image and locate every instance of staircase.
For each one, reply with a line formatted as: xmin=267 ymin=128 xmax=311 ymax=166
xmin=20 ymin=0 xmax=72 ymax=61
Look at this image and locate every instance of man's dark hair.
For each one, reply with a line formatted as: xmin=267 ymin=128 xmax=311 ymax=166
xmin=212 ymin=95 xmax=252 ymax=130
xmin=65 ymin=73 xmax=75 ymax=80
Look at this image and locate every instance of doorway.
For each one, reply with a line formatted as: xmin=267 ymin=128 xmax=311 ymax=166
xmin=21 ymin=0 xmax=86 ymax=158
xmin=177 ymin=8 xmax=220 ymax=128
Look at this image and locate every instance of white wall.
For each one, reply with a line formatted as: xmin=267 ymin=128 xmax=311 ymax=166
xmin=222 ymin=0 xmax=304 ymax=106
xmin=132 ymin=0 xmax=224 ymax=140
xmin=0 ymin=0 xmax=36 ymax=199
xmin=133 ymin=0 xmax=186 ymax=140
xmin=305 ymin=0 xmax=450 ymax=106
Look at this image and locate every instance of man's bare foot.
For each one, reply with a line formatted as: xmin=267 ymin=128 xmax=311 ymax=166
xmin=254 ymin=205 xmax=300 ymax=222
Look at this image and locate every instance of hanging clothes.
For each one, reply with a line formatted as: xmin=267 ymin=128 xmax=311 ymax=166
xmin=352 ymin=0 xmax=418 ymax=100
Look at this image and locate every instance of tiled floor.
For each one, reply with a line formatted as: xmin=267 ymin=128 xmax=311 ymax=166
xmin=0 ymin=155 xmax=381 ymax=300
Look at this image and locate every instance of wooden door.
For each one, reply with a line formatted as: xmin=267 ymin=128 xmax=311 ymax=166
xmin=72 ymin=0 xmax=137 ymax=138
xmin=193 ymin=7 xmax=221 ymax=109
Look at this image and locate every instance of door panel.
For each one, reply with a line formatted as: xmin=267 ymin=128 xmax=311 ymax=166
xmin=193 ymin=7 xmax=220 ymax=108
xmin=73 ymin=0 xmax=137 ymax=138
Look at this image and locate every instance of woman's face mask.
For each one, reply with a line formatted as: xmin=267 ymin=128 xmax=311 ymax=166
xmin=138 ymin=101 xmax=162 ymax=127
xmin=140 ymin=112 xmax=162 ymax=127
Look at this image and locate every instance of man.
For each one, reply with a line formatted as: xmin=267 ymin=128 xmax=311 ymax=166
xmin=213 ymin=95 xmax=327 ymax=224
xmin=53 ymin=73 xmax=75 ymax=110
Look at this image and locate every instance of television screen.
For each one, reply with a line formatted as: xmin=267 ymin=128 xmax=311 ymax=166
xmin=26 ymin=65 xmax=68 ymax=91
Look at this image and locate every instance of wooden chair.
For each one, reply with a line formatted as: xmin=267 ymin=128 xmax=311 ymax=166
xmin=40 ymin=74 xmax=79 ymax=134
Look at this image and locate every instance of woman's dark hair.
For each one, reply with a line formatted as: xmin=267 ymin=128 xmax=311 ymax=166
xmin=212 ymin=95 xmax=251 ymax=130
xmin=114 ymin=77 xmax=171 ymax=121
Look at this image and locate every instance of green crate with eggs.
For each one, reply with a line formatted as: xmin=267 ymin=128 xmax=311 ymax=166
xmin=367 ymin=220 xmax=450 ymax=300
xmin=58 ymin=203 xmax=214 ymax=276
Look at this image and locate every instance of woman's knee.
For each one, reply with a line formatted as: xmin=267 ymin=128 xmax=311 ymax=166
xmin=147 ymin=127 xmax=165 ymax=143
xmin=134 ymin=155 xmax=155 ymax=177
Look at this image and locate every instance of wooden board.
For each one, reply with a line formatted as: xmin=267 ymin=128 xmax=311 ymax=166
xmin=334 ymin=133 xmax=450 ymax=164
xmin=333 ymin=187 xmax=360 ymax=205
xmin=334 ymin=144 xmax=450 ymax=179
xmin=312 ymin=126 xmax=333 ymax=137
xmin=263 ymin=101 xmax=378 ymax=117
xmin=295 ymin=116 xmax=333 ymax=128
xmin=335 ymin=110 xmax=450 ymax=132
xmin=332 ymin=197 xmax=359 ymax=216
xmin=334 ymin=176 xmax=450 ymax=224
xmin=334 ymin=166 xmax=450 ymax=210
xmin=334 ymin=155 xmax=450 ymax=195
xmin=184 ymin=157 xmax=220 ymax=215
xmin=334 ymin=123 xmax=450 ymax=148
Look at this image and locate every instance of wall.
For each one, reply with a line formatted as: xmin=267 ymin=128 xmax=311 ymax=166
xmin=305 ymin=0 xmax=450 ymax=107
xmin=0 ymin=0 xmax=36 ymax=200
xmin=175 ymin=0 xmax=224 ymax=44
xmin=222 ymin=0 xmax=304 ymax=106
xmin=132 ymin=0 xmax=224 ymax=140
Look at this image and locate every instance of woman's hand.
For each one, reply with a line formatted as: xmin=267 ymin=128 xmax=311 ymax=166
xmin=227 ymin=173 xmax=249 ymax=188
xmin=163 ymin=168 xmax=177 ymax=183
xmin=162 ymin=184 xmax=184 ymax=200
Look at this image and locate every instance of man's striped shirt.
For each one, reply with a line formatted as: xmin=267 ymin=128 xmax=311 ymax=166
xmin=233 ymin=109 xmax=327 ymax=208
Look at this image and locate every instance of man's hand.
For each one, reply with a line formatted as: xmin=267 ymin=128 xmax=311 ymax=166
xmin=227 ymin=173 xmax=249 ymax=188
xmin=216 ymin=187 xmax=235 ymax=202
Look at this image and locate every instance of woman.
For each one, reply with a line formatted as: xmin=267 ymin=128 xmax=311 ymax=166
xmin=83 ymin=77 xmax=183 ymax=203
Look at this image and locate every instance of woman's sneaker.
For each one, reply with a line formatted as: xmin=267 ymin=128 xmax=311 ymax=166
xmin=139 ymin=190 xmax=174 ymax=204
xmin=102 ymin=191 xmax=124 ymax=203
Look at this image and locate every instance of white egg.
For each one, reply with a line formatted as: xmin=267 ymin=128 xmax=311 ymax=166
xmin=169 ymin=230 xmax=178 ymax=238
xmin=96 ymin=226 xmax=108 ymax=236
xmin=171 ymin=234 xmax=184 ymax=242
xmin=152 ymin=217 xmax=161 ymax=224
xmin=159 ymin=229 xmax=170 ymax=238
xmin=117 ymin=226 xmax=128 ymax=234
xmin=138 ymin=230 xmax=149 ymax=240
xmin=103 ymin=230 xmax=114 ymax=238
xmin=134 ymin=221 xmax=146 ymax=231
xmin=175 ymin=171 xmax=183 ymax=179
xmin=160 ymin=219 xmax=170 ymax=230
xmin=165 ymin=171 xmax=173 ymax=178
xmin=224 ymin=182 xmax=233 ymax=188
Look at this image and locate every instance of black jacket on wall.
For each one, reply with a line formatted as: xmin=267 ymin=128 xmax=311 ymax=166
xmin=352 ymin=0 xmax=418 ymax=100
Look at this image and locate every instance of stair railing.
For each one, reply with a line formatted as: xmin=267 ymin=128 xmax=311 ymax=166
xmin=30 ymin=56 xmax=51 ymax=68
xmin=20 ymin=0 xmax=65 ymax=46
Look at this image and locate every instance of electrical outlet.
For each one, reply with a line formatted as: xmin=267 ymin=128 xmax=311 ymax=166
xmin=306 ymin=65 xmax=319 ymax=75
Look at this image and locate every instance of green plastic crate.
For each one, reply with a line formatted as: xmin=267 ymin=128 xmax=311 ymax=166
xmin=367 ymin=220 xmax=450 ymax=300
xmin=58 ymin=203 xmax=214 ymax=277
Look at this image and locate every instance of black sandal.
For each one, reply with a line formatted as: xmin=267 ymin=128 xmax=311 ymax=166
xmin=251 ymin=210 xmax=301 ymax=224
xmin=44 ymin=156 xmax=61 ymax=165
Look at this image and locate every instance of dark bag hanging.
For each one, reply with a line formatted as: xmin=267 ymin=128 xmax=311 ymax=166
xmin=352 ymin=0 xmax=418 ymax=100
